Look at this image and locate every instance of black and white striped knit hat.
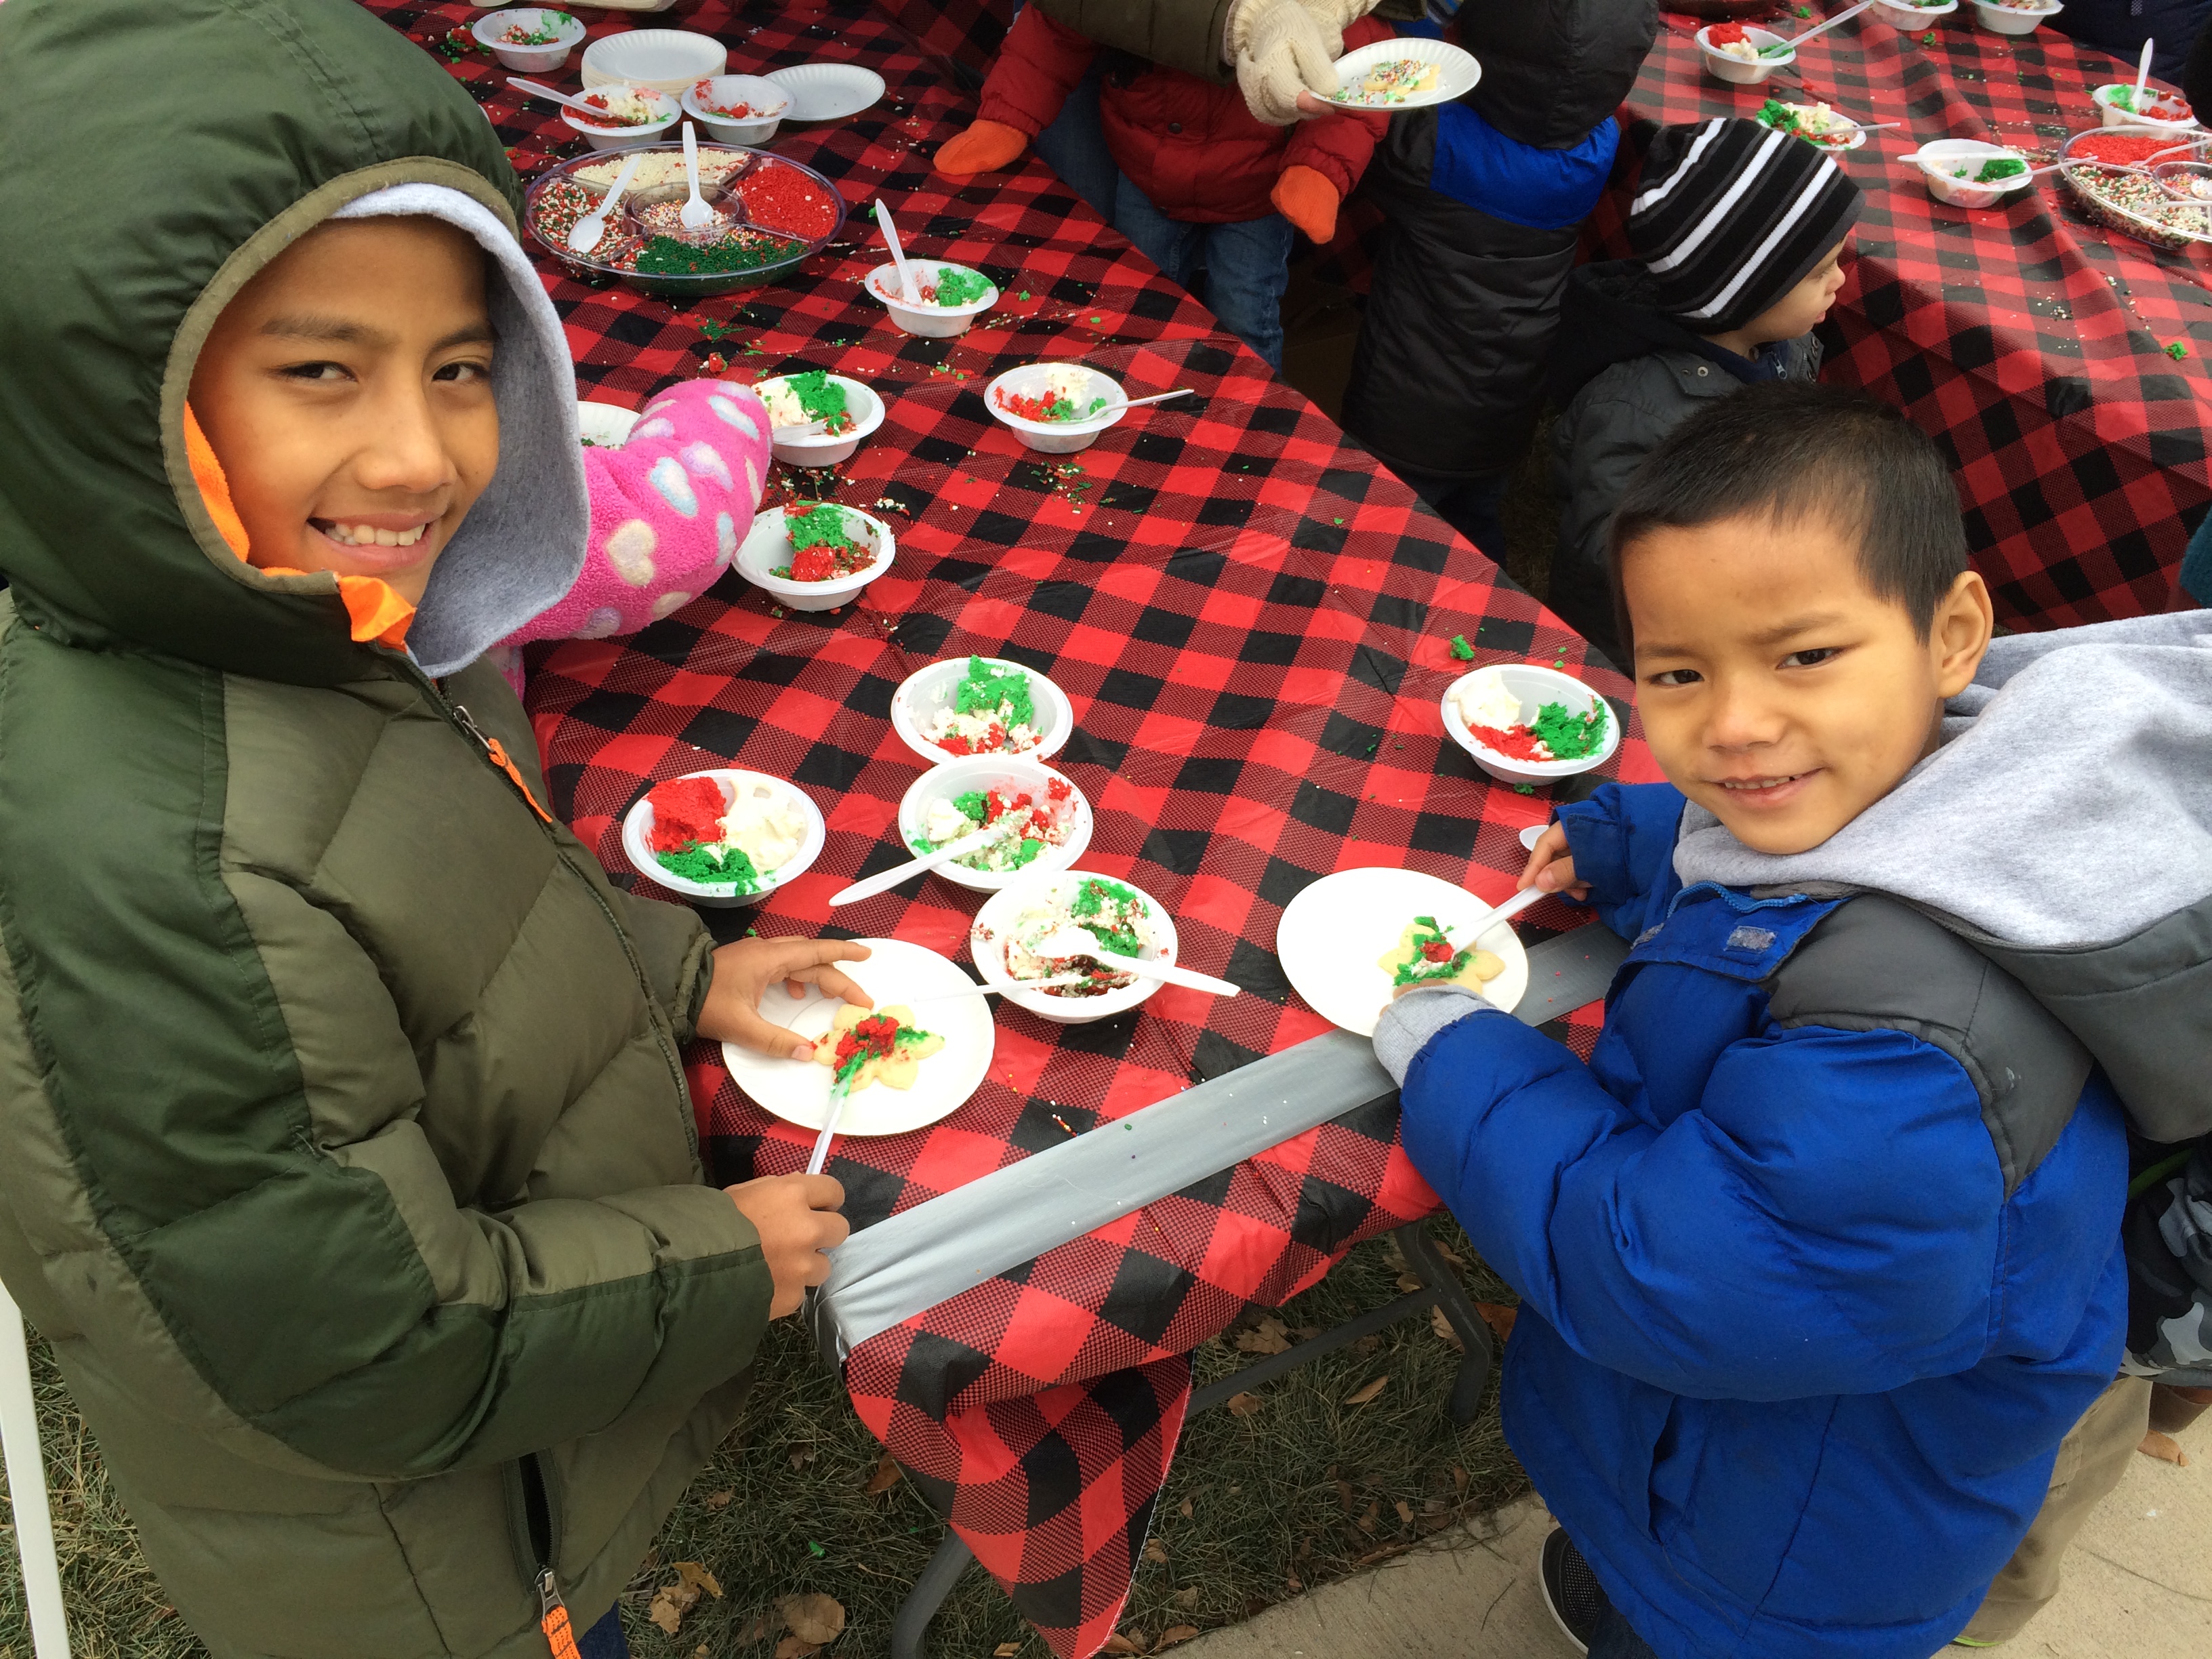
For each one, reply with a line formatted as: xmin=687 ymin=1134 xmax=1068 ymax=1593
xmin=1628 ymin=117 xmax=1862 ymax=334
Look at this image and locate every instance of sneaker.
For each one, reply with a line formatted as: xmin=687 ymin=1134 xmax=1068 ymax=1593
xmin=1540 ymin=1527 xmax=1610 ymax=1655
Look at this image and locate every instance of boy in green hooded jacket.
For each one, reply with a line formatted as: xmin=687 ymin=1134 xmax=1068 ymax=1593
xmin=0 ymin=2 xmax=867 ymax=1653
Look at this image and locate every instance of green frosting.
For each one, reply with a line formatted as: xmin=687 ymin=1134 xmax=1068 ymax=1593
xmin=781 ymin=368 xmax=848 ymax=421
xmin=1530 ymin=699 xmax=1608 ymax=760
xmin=787 ymin=501 xmax=855 ymax=551
xmin=954 ymin=657 xmax=1036 ymax=728
xmin=1070 ymin=877 xmax=1144 ymax=956
xmin=1391 ymin=915 xmax=1475 ymax=987
xmin=951 ymin=790 xmax=989 ymax=824
xmin=930 ymin=267 xmax=994 ymax=307
xmin=655 ymin=842 xmax=760 ymax=890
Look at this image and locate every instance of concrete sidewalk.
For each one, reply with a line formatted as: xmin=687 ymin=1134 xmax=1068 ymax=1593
xmin=1181 ymin=1416 xmax=2210 ymax=1659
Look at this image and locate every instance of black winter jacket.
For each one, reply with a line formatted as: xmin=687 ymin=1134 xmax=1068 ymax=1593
xmin=1547 ymin=261 xmax=1821 ymax=663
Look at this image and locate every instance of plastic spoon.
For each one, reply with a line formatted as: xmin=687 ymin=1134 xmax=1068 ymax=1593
xmin=805 ymin=1075 xmax=853 ymax=1175
xmin=1109 ymin=388 xmax=1197 ymax=411
xmin=1027 ymin=928 xmax=1243 ymax=997
xmin=679 ymin=123 xmax=714 ymax=231
xmin=2131 ymin=36 xmax=2157 ymax=114
xmin=1761 ymin=0 xmax=1875 ymax=54
xmin=508 ymin=77 xmax=606 ymax=116
xmin=1457 ymin=884 xmax=1549 ymax=940
xmin=874 ymin=199 xmax=919 ymax=304
xmin=829 ymin=820 xmax=1015 ymax=907
xmin=897 ymin=974 xmax=1097 ymax=1003
xmin=567 ymin=149 xmax=642 ymax=254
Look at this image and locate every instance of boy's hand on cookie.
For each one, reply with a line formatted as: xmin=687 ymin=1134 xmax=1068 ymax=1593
xmin=936 ymin=119 xmax=1027 ymax=178
xmin=725 ymin=1173 xmax=848 ymax=1317
xmin=1519 ymin=823 xmax=1590 ymax=902
xmin=1271 ymin=165 xmax=1343 ymax=243
xmin=697 ymin=938 xmax=874 ymax=1061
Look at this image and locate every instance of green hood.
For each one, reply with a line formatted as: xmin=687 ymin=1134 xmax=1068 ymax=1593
xmin=0 ymin=0 xmax=584 ymax=685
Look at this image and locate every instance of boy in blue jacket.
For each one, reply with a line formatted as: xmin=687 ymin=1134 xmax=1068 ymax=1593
xmin=1376 ymin=382 xmax=2169 ymax=1659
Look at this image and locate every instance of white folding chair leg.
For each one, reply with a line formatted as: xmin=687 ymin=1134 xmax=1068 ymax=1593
xmin=0 ymin=1282 xmax=70 ymax=1659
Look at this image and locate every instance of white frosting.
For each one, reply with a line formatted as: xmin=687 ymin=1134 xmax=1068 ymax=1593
xmin=924 ymin=797 xmax=976 ymax=844
xmin=1453 ymin=668 xmax=1525 ymax=732
xmin=720 ymin=781 xmax=807 ymax=874
xmin=756 ymin=379 xmax=809 ymax=429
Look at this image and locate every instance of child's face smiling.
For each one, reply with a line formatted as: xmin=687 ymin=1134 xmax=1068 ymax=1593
xmin=1622 ymin=512 xmax=1992 ymax=855
xmin=189 ymin=216 xmax=497 ymax=607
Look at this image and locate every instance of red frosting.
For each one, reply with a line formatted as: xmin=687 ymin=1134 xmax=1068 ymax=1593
xmin=646 ymin=776 xmax=728 ymax=852
xmin=1471 ymin=723 xmax=1551 ymax=762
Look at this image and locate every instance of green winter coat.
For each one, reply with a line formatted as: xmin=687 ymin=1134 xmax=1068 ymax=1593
xmin=0 ymin=3 xmax=773 ymax=1654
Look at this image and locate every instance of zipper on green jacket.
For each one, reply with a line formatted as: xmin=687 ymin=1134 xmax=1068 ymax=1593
xmin=392 ymin=655 xmax=701 ymax=1164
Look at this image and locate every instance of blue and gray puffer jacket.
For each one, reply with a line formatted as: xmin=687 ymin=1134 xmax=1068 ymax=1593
xmin=1378 ymin=779 xmax=2131 ymax=1659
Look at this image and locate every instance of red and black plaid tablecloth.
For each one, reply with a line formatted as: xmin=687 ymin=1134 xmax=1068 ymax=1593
xmin=1599 ymin=11 xmax=2211 ymax=629
xmin=375 ymin=3 xmax=1651 ymax=1650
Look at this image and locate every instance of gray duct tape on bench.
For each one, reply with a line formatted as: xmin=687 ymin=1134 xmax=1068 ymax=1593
xmin=810 ymin=924 xmax=1630 ymax=1359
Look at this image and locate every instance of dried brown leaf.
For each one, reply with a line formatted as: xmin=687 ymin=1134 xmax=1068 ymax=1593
xmin=1452 ymin=1464 xmax=1470 ymax=1496
xmin=1296 ymin=1536 xmax=1313 ymax=1562
xmin=772 ymin=1639 xmax=820 ymax=1659
xmin=703 ymin=1489 xmax=735 ymax=1512
xmin=674 ymin=1562 xmax=722 ymax=1600
xmin=1143 ymin=1538 xmax=1170 ymax=1564
xmin=1353 ymin=1333 xmax=1383 ymax=1356
xmin=1101 ymin=1634 xmax=1145 ymax=1656
xmin=734 ymin=1612 xmax=771 ymax=1644
xmin=1432 ymin=1240 xmax=1467 ymax=1269
xmin=1394 ymin=1499 xmax=1415 ymax=1526
xmin=1156 ymin=1626 xmax=1200 ymax=1650
xmin=1357 ymin=1499 xmax=1379 ymax=1534
xmin=1335 ymin=1477 xmax=1355 ymax=1511
xmin=994 ymin=1645 xmax=1024 ymax=1658
xmin=1285 ymin=1573 xmax=1304 ymax=1592
xmin=1294 ymin=1324 xmax=1322 ymax=1340
xmin=1345 ymin=1375 xmax=1389 ymax=1407
xmin=1475 ymin=1302 xmax=1518 ymax=1343
xmin=1394 ymin=1272 xmax=1422 ymax=1294
xmin=2140 ymin=1429 xmax=2191 ymax=1465
xmin=1429 ymin=1305 xmax=1463 ymax=1351
xmin=1176 ymin=1497 xmax=1193 ymax=1519
xmin=1172 ymin=1586 xmax=1200 ymax=1609
xmin=692 ymin=1645 xmax=708 ymax=1659
xmin=865 ymin=1450 xmax=903 ymax=1494
xmin=1233 ymin=1316 xmax=1292 ymax=1356
xmin=647 ymin=1582 xmax=699 ymax=1637
xmin=1225 ymin=1391 xmax=1263 ymax=1417
xmin=787 ymin=1445 xmax=819 ymax=1471
xmin=778 ymin=1592 xmax=846 ymax=1644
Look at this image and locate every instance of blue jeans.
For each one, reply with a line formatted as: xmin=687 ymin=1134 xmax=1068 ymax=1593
xmin=1031 ymin=58 xmax=1125 ymax=221
xmin=578 ymin=1603 xmax=629 ymax=1659
xmin=1589 ymin=1602 xmax=1664 ymax=1659
xmin=1111 ymin=178 xmax=1296 ymax=371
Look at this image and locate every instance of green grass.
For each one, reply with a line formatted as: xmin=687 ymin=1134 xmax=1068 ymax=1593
xmin=0 ymin=1221 xmax=1521 ymax=1658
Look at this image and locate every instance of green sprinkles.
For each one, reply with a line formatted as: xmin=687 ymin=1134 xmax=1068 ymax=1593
xmin=1069 ymin=876 xmax=1145 ymax=956
xmin=1449 ymin=634 xmax=1475 ymax=661
xmin=1529 ymin=699 xmax=1608 ymax=760
xmin=655 ymin=842 xmax=761 ymax=890
xmin=954 ymin=657 xmax=1036 ymax=727
xmin=634 ymin=232 xmax=804 ymax=277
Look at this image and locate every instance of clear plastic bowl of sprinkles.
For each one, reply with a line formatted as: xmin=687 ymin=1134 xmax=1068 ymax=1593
xmin=524 ymin=144 xmax=846 ymax=297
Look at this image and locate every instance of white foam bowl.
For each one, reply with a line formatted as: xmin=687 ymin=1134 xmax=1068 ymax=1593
xmin=1765 ymin=106 xmax=1869 ymax=150
xmin=735 ymin=505 xmax=895 ymax=613
xmin=1440 ymin=664 xmax=1622 ymax=786
xmin=559 ymin=85 xmax=680 ymax=150
xmin=1971 ymin=0 xmax=2061 ymax=33
xmin=764 ymin=63 xmax=886 ymax=122
xmin=754 ymin=373 xmax=884 ymax=468
xmin=984 ymin=363 xmax=1126 ymax=455
xmin=971 ymin=871 xmax=1179 ymax=1025
xmin=1873 ymin=0 xmax=1958 ymax=26
xmin=1696 ymin=24 xmax=1792 ymax=84
xmin=577 ymin=400 xmax=640 ymax=447
xmin=890 ymin=655 xmax=1073 ymax=765
xmin=897 ymin=758 xmax=1094 ymax=895
xmin=581 ymin=28 xmax=727 ymax=93
xmin=682 ymin=74 xmax=790 ymax=146
xmin=2093 ymin=84 xmax=2198 ymax=131
xmin=1912 ymin=138 xmax=2036 ymax=207
xmin=621 ymin=769 xmax=825 ymax=908
xmin=472 ymin=7 xmax=585 ymax=73
xmin=865 ymin=260 xmax=1000 ymax=338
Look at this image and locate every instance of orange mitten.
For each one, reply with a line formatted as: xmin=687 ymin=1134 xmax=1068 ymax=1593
xmin=1271 ymin=164 xmax=1342 ymax=244
xmin=936 ymin=119 xmax=1029 ymax=178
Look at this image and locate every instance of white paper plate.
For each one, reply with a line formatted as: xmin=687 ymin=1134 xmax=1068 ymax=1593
xmin=581 ymin=29 xmax=726 ymax=91
xmin=1276 ymin=867 xmax=1529 ymax=1038
xmin=577 ymin=400 xmax=640 ymax=447
xmin=764 ymin=63 xmax=887 ymax=122
xmin=1322 ymin=39 xmax=1480 ymax=112
xmin=719 ymin=939 xmax=996 ymax=1134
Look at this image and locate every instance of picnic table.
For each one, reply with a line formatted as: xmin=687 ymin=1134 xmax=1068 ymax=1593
xmin=377 ymin=2 xmax=1652 ymax=1652
xmin=1598 ymin=9 xmax=2212 ymax=629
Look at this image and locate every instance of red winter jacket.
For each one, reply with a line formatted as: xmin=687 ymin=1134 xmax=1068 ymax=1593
xmin=979 ymin=6 xmax=1391 ymax=224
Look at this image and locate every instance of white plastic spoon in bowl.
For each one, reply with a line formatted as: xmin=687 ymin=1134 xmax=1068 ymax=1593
xmin=508 ymin=77 xmax=602 ymax=115
xmin=875 ymin=199 xmax=919 ymax=304
xmin=1109 ymin=388 xmax=1196 ymax=411
xmin=1762 ymin=0 xmax=1875 ymax=54
xmin=680 ymin=123 xmax=714 ymax=231
xmin=568 ymin=149 xmax=643 ymax=254
xmin=829 ymin=820 xmax=1015 ymax=907
xmin=1027 ymin=928 xmax=1242 ymax=997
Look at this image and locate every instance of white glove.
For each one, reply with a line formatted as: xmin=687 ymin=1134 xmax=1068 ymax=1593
xmin=1227 ymin=0 xmax=1345 ymax=127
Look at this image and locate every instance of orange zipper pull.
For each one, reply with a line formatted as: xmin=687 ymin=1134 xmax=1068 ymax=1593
xmin=453 ymin=704 xmax=554 ymax=824
xmin=536 ymin=1567 xmax=581 ymax=1659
